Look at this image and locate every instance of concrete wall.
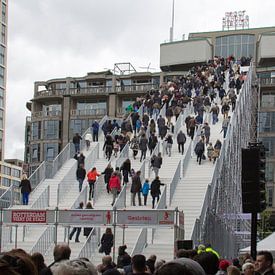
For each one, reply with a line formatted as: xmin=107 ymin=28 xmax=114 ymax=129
xmin=160 ymin=39 xmax=212 ymax=67
xmin=258 ymin=34 xmax=275 ymax=63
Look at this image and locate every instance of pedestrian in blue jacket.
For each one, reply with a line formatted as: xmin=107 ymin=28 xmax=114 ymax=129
xmin=142 ymin=179 xmax=150 ymax=206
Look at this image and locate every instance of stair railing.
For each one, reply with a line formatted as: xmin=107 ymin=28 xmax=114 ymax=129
xmin=130 ymin=228 xmax=148 ymax=256
xmin=29 ymin=226 xmax=55 ymax=256
xmin=78 ymin=227 xmax=101 ymax=259
xmin=169 ymin=160 xmax=181 ymax=206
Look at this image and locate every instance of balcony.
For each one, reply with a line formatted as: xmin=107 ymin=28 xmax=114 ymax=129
xmin=32 ymin=110 xmax=62 ymax=119
xmin=70 ymin=108 xmax=107 ymax=117
xmin=116 ymin=83 xmax=159 ymax=93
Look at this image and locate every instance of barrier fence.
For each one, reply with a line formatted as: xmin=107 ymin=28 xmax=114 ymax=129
xmin=0 ymin=208 xmax=184 ymax=256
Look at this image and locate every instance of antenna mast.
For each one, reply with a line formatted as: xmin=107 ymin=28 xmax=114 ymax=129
xmin=169 ymin=0 xmax=175 ymax=42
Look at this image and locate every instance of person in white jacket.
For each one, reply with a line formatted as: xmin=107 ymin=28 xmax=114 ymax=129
xmin=85 ymin=132 xmax=93 ymax=150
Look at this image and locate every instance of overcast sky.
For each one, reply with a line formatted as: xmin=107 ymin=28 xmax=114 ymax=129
xmin=5 ymin=0 xmax=275 ymax=160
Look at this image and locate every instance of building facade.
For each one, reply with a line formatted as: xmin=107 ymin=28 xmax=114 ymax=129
xmin=0 ymin=0 xmax=7 ymax=161
xmin=0 ymin=160 xmax=22 ymax=195
xmin=160 ymin=26 xmax=275 ymax=218
xmin=25 ymin=67 xmax=169 ymax=173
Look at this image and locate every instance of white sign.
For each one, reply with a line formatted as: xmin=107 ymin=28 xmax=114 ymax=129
xmin=2 ymin=209 xmax=55 ymax=224
xmin=117 ymin=210 xmax=174 ymax=226
xmin=58 ymin=210 xmax=113 ymax=225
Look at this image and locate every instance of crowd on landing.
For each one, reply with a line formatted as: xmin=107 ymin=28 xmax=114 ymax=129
xmin=0 ymin=243 xmax=274 ymax=275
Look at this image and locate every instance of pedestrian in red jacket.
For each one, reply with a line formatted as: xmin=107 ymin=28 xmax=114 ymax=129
xmin=108 ymin=172 xmax=121 ymax=206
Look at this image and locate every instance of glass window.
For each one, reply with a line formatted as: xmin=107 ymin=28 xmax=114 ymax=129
xmin=0 ymin=66 xmax=4 ymax=86
xmin=216 ymin=37 xmax=222 ymax=46
xmin=1 ymin=24 xmax=5 ymax=44
xmin=31 ymin=144 xmax=40 ymax=162
xmin=215 ymin=34 xmax=255 ymax=59
xmin=44 ymin=143 xmax=59 ymax=161
xmin=106 ymin=80 xmax=112 ymax=87
xmin=260 ymin=137 xmax=275 ymax=157
xmin=2 ymin=3 xmax=6 ymax=24
xmin=265 ymin=162 xmax=274 ymax=182
xmin=261 ymin=92 xmax=275 ymax=108
xmin=31 ymin=121 xmax=41 ymax=140
xmin=2 ymin=165 xmax=11 ymax=175
xmin=0 ymin=45 xmax=4 ymax=66
xmin=259 ymin=112 xmax=275 ymax=132
xmin=2 ymin=177 xmax=11 ymax=187
xmin=43 ymin=120 xmax=60 ymax=139
xmin=55 ymin=82 xmax=66 ymax=89
xmin=267 ymin=187 xmax=273 ymax=207
xmin=11 ymin=168 xmax=20 ymax=178
xmin=0 ymin=87 xmax=3 ymax=97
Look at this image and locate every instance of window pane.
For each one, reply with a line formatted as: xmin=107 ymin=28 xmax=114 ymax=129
xmin=43 ymin=120 xmax=59 ymax=139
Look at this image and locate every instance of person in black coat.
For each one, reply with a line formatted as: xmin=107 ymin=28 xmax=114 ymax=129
xmin=150 ymin=176 xmax=164 ymax=209
xmin=83 ymin=202 xmax=94 ymax=238
xmin=103 ymin=135 xmax=114 ymax=160
xmin=102 ymin=163 xmax=114 ymax=193
xmin=120 ymin=159 xmax=131 ymax=185
xmin=195 ymin=139 xmax=205 ymax=165
xmin=19 ymin=174 xmax=32 ymax=205
xmin=76 ymin=164 xmax=86 ymax=192
xmin=117 ymin=245 xmax=131 ymax=268
xmin=100 ymin=228 xmax=114 ymax=255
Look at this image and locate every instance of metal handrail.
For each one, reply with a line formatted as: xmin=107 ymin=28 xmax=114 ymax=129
xmin=51 ymin=143 xmax=73 ymax=179
xmin=71 ymin=185 xmax=88 ymax=209
xmin=130 ymin=228 xmax=148 ymax=256
xmin=57 ymin=143 xmax=99 ymax=205
xmin=169 ymin=160 xmax=181 ymax=205
xmin=29 ymin=161 xmax=46 ymax=191
xmin=92 ymin=175 xmax=104 ymax=206
xmin=191 ymin=64 xmax=254 ymax=258
xmin=29 ymin=226 xmax=55 ymax=255
xmin=31 ymin=185 xmax=50 ymax=209
xmin=156 ymin=185 xmax=167 ymax=209
xmin=140 ymin=161 xmax=146 ymax=185
xmin=78 ymin=227 xmax=101 ymax=258
xmin=113 ymin=184 xmax=127 ymax=209
xmin=115 ymin=143 xmax=129 ymax=169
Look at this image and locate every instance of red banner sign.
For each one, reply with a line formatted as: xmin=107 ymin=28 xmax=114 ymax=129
xmin=2 ymin=209 xmax=55 ymax=224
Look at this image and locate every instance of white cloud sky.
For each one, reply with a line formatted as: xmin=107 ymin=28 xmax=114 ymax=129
xmin=5 ymin=0 xmax=275 ymax=159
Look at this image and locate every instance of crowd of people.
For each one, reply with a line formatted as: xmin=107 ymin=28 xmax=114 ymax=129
xmin=67 ymin=55 xmax=247 ymax=211
xmin=1 ymin=243 xmax=274 ymax=275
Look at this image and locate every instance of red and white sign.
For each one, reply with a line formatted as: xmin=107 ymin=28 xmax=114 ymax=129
xmin=178 ymin=212 xmax=184 ymax=228
xmin=58 ymin=210 xmax=113 ymax=225
xmin=117 ymin=210 xmax=174 ymax=226
xmin=3 ymin=210 xmax=55 ymax=224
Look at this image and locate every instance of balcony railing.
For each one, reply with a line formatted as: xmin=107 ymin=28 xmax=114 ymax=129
xmin=68 ymin=86 xmax=112 ymax=95
xmin=34 ymin=83 xmax=160 ymax=98
xmin=32 ymin=110 xmax=62 ymax=118
xmin=70 ymin=108 xmax=107 ymax=116
xmin=35 ymin=88 xmax=65 ymax=97
xmin=260 ymin=77 xmax=275 ymax=86
xmin=116 ymin=83 xmax=159 ymax=93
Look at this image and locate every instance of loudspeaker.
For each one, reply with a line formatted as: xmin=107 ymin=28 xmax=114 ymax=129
xmin=241 ymin=148 xmax=259 ymax=213
xmin=176 ymin=240 xmax=193 ymax=250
